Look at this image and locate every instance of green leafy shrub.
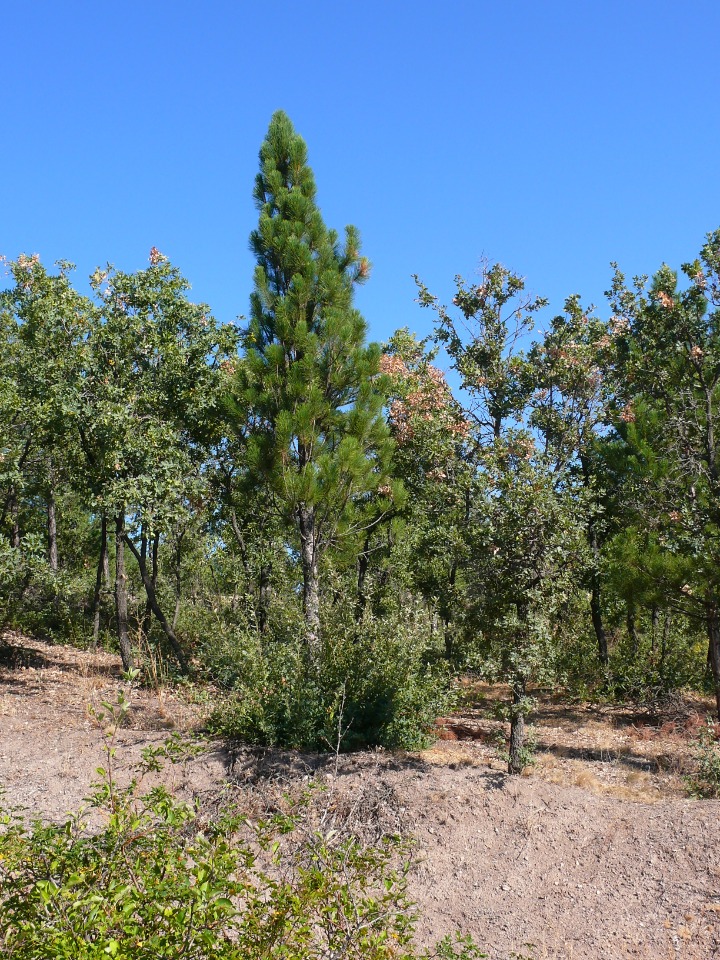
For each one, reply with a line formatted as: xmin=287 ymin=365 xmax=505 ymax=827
xmin=686 ymin=716 xmax=720 ymax=798
xmin=0 ymin=800 xmax=423 ymax=959
xmin=0 ymin=703 xmax=483 ymax=959
xmin=209 ymin=605 xmax=454 ymax=751
xmin=0 ymin=532 xmax=97 ymax=644
xmin=0 ymin=534 xmax=55 ymax=628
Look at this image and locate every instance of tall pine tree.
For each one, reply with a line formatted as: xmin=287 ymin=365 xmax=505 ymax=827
xmin=237 ymin=111 xmax=392 ymax=647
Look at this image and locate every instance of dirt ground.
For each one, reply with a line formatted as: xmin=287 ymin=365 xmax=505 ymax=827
xmin=1 ymin=632 xmax=719 ymax=960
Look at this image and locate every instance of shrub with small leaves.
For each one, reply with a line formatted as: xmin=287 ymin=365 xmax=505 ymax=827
xmin=210 ymin=605 xmax=454 ymax=751
xmin=686 ymin=716 xmax=720 ymax=798
xmin=0 ymin=695 xmax=483 ymax=959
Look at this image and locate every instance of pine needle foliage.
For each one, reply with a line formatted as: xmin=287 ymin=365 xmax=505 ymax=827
xmin=234 ymin=111 xmax=393 ymax=645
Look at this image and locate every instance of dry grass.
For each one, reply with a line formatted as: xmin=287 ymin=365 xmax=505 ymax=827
xmin=0 ymin=631 xmax=206 ymax=735
xmin=419 ymin=742 xmax=490 ymax=769
xmin=432 ymin=680 xmax=714 ymax=802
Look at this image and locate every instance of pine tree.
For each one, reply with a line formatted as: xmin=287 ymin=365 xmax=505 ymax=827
xmin=238 ymin=111 xmax=392 ymax=647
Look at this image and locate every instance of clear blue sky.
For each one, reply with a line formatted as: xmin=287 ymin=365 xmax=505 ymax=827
xmin=2 ymin=1 xmax=719 ymax=346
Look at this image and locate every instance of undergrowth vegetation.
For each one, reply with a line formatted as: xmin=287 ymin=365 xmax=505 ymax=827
xmin=686 ymin=716 xmax=720 ymax=798
xmin=0 ymin=699 xmax=483 ymax=960
xmin=205 ymin=606 xmax=453 ymax=751
xmin=3 ymin=109 xmax=720 ymax=776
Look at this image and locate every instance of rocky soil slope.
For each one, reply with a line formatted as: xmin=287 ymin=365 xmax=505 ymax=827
xmin=1 ymin=633 xmax=718 ymax=959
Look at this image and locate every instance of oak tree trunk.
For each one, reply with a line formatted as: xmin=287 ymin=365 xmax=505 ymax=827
xmin=91 ymin=514 xmax=108 ymax=648
xmin=172 ymin=530 xmax=185 ymax=632
xmin=47 ymin=488 xmax=58 ymax=573
xmin=508 ymin=679 xmax=527 ymax=775
xmin=589 ymin=567 xmax=608 ymax=666
xmin=124 ymin=534 xmax=189 ymax=675
xmin=258 ymin=563 xmax=271 ymax=632
xmin=114 ymin=513 xmax=134 ymax=672
xmin=140 ymin=529 xmax=159 ymax=642
xmin=582 ymin=459 xmax=608 ymax=665
xmin=10 ymin=491 xmax=20 ymax=549
xmin=705 ymin=600 xmax=720 ymax=719
xmin=443 ymin=556 xmax=458 ymax=659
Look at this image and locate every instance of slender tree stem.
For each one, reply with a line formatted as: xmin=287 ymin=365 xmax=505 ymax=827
xmin=114 ymin=512 xmax=133 ymax=672
xmin=124 ymin=533 xmax=189 ymax=675
xmin=91 ymin=514 xmax=108 ymax=648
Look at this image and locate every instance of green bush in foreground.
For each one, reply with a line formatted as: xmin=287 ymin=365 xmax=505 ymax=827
xmin=0 ymin=701 xmax=482 ymax=959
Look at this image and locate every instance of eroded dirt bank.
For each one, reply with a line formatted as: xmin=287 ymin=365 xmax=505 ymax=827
xmin=1 ymin=634 xmax=718 ymax=959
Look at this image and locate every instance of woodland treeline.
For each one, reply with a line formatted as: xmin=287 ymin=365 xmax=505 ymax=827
xmin=3 ymin=111 xmax=720 ymax=771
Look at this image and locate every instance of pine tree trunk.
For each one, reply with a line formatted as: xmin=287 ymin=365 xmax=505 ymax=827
xmin=627 ymin=605 xmax=639 ymax=657
xmin=355 ymin=531 xmax=371 ymax=621
xmin=661 ymin=610 xmax=670 ymax=671
xmin=508 ymin=679 xmax=527 ymax=775
xmin=298 ymin=505 xmax=320 ymax=648
xmin=650 ymin=605 xmax=659 ymax=654
xmin=114 ymin=513 xmax=133 ymax=672
xmin=92 ymin=514 xmax=108 ymax=648
xmin=124 ymin=534 xmax=189 ymax=675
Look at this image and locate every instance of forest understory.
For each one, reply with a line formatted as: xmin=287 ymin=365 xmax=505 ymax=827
xmin=2 ymin=632 xmax=719 ymax=960
xmin=4 ymin=114 xmax=720 ymax=959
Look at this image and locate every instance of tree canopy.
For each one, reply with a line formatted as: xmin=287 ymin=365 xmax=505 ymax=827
xmin=2 ymin=113 xmax=720 ymax=765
